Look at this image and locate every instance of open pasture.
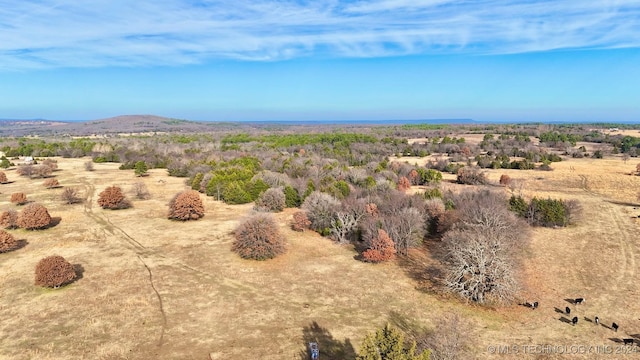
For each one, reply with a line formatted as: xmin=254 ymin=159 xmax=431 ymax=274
xmin=1 ymin=153 xmax=640 ymax=359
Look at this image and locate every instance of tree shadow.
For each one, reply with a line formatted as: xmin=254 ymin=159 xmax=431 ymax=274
xmin=0 ymin=239 xmax=28 ymax=254
xmin=73 ymin=264 xmax=85 ymax=281
xmin=42 ymin=217 xmax=62 ymax=229
xmin=396 ymin=242 xmax=445 ymax=294
xmin=299 ymin=321 xmax=356 ymax=360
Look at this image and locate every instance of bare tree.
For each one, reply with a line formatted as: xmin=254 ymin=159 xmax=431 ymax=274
xmin=84 ymin=161 xmax=94 ymax=171
xmin=301 ymin=191 xmax=340 ymax=234
xmin=382 ymin=207 xmax=425 ymax=255
xmin=442 ymin=190 xmax=528 ymax=304
xmin=330 ymin=211 xmax=360 ymax=244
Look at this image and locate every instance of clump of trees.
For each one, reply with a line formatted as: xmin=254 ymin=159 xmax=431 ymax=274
xmin=10 ymin=192 xmax=28 ymax=205
xmin=97 ymin=186 xmax=131 ymax=210
xmin=362 ymin=229 xmax=396 ymax=263
xmin=168 ymin=190 xmax=205 ymax=221
xmin=509 ymin=195 xmax=582 ymax=227
xmin=34 ymin=255 xmax=77 ymax=288
xmin=232 ymin=213 xmax=286 ymax=260
xmin=456 ymin=167 xmax=488 ymax=185
xmin=0 ymin=210 xmax=19 ymax=229
xmin=357 ymin=323 xmax=430 ymax=360
xmin=442 ymin=190 xmax=529 ymax=304
xmin=17 ymin=203 xmax=52 ymax=230
xmin=0 ymin=230 xmax=19 ymax=253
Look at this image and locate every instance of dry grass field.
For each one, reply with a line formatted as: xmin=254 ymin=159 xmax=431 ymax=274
xmin=1 ymin=153 xmax=640 ymax=359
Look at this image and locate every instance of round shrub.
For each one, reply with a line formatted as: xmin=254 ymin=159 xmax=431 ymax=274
xmin=17 ymin=203 xmax=52 ymax=230
xmin=34 ymin=255 xmax=77 ymax=288
xmin=43 ymin=178 xmax=60 ymax=189
xmin=97 ymin=186 xmax=131 ymax=210
xmin=254 ymin=187 xmax=285 ymax=212
xmin=291 ymin=211 xmax=311 ymax=232
xmin=363 ymin=229 xmax=396 ymax=263
xmin=168 ymin=190 xmax=205 ymax=221
xmin=233 ymin=213 xmax=286 ymax=260
xmin=10 ymin=192 xmax=28 ymax=205
xmin=0 ymin=171 xmax=8 ymax=184
xmin=0 ymin=230 xmax=18 ymax=253
xmin=0 ymin=210 xmax=18 ymax=229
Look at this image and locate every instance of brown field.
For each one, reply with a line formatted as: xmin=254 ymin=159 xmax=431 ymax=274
xmin=1 ymin=154 xmax=640 ymax=359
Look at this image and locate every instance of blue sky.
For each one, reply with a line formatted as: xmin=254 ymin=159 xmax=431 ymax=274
xmin=1 ymin=0 xmax=639 ymax=122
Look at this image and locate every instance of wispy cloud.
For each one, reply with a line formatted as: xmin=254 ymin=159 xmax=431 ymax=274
xmin=1 ymin=0 xmax=639 ymax=69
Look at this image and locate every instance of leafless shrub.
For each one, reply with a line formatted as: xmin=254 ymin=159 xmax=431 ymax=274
xmin=131 ymin=182 xmax=151 ymax=200
xmin=33 ymin=165 xmax=52 ymax=178
xmin=43 ymin=178 xmax=60 ymax=189
xmin=17 ymin=203 xmax=52 ymax=230
xmin=34 ymin=255 xmax=77 ymax=288
xmin=233 ymin=213 xmax=286 ymax=260
xmin=419 ymin=313 xmax=471 ymax=360
xmin=254 ymin=187 xmax=286 ymax=212
xmin=0 ymin=210 xmax=18 ymax=229
xmin=291 ymin=211 xmax=311 ymax=232
xmin=168 ymin=190 xmax=205 ymax=221
xmin=302 ymin=191 xmax=340 ymax=234
xmin=41 ymin=159 xmax=58 ymax=171
xmin=97 ymin=186 xmax=131 ymax=210
xmin=61 ymin=187 xmax=82 ymax=205
xmin=16 ymin=164 xmax=34 ymax=177
xmin=330 ymin=211 xmax=360 ymax=244
xmin=84 ymin=161 xmax=94 ymax=171
xmin=564 ymin=199 xmax=583 ymax=225
xmin=456 ymin=167 xmax=488 ymax=185
xmin=397 ymin=176 xmax=411 ymax=192
xmin=10 ymin=192 xmax=28 ymax=205
xmin=0 ymin=230 xmax=18 ymax=253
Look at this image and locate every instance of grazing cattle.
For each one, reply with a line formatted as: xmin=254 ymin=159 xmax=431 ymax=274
xmin=566 ymin=307 xmax=571 ymax=315
xmin=613 ymin=323 xmax=619 ymax=332
xmin=575 ymin=298 xmax=585 ymax=305
xmin=572 ymin=317 xmax=578 ymax=326
xmin=623 ymin=338 xmax=635 ymax=345
xmin=533 ymin=301 xmax=539 ymax=309
xmin=595 ymin=316 xmax=599 ymax=325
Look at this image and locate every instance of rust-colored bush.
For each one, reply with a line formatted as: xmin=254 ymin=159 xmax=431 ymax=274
xmin=397 ymin=176 xmax=411 ymax=192
xmin=41 ymin=159 xmax=58 ymax=171
xmin=43 ymin=178 xmax=60 ymax=188
xmin=34 ymin=255 xmax=77 ymax=288
xmin=168 ymin=190 xmax=204 ymax=220
xmin=97 ymin=186 xmax=131 ymax=210
xmin=0 ymin=230 xmax=18 ymax=253
xmin=233 ymin=213 xmax=286 ymax=260
xmin=0 ymin=171 xmax=7 ymax=184
xmin=17 ymin=203 xmax=52 ymax=230
xmin=365 ymin=203 xmax=379 ymax=217
xmin=0 ymin=210 xmax=18 ymax=229
xmin=291 ymin=211 xmax=311 ymax=232
xmin=499 ymin=174 xmax=512 ymax=186
xmin=363 ymin=229 xmax=396 ymax=263
xmin=10 ymin=192 xmax=28 ymax=205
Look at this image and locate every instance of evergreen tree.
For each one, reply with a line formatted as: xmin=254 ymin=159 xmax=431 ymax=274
xmin=356 ymin=323 xmax=430 ymax=360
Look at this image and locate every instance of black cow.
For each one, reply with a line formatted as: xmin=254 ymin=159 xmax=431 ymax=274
xmin=575 ymin=298 xmax=585 ymax=305
xmin=532 ymin=301 xmax=539 ymax=309
xmin=613 ymin=323 xmax=619 ymax=332
xmin=566 ymin=307 xmax=571 ymax=315
xmin=623 ymin=338 xmax=635 ymax=345
xmin=595 ymin=316 xmax=599 ymax=325
xmin=572 ymin=317 xmax=578 ymax=326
